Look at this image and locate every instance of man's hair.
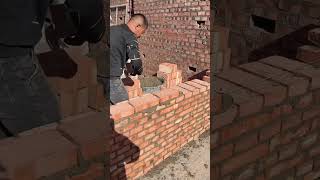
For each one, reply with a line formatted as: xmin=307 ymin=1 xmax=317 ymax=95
xmin=130 ymin=14 xmax=148 ymax=29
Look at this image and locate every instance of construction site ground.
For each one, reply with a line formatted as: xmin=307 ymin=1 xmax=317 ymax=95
xmin=138 ymin=130 xmax=210 ymax=180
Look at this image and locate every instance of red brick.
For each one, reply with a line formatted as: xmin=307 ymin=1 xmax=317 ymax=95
xmin=58 ymin=112 xmax=108 ymax=160
xmin=297 ymin=161 xmax=313 ymax=176
xmin=240 ymin=62 xmax=309 ymax=97
xmin=59 ymin=91 xmax=77 ymax=118
xmin=0 ymin=130 xmax=77 ymax=179
xmin=159 ymin=63 xmax=177 ymax=73
xmin=221 ymin=113 xmax=273 ymax=142
xmin=259 ymin=120 xmax=281 ymax=141
xmin=172 ymin=86 xmax=192 ymax=99
xmin=214 ymin=77 xmax=263 ymax=117
xmin=221 ymin=143 xmax=268 ymax=176
xmin=152 ymin=88 xmax=180 ymax=103
xmin=309 ymin=145 xmax=320 ymax=157
xmin=304 ymin=170 xmax=320 ymax=180
xmin=88 ymin=84 xmax=107 ymax=110
xmin=56 ymin=76 xmax=79 ymax=93
xmin=212 ymin=105 xmax=238 ymax=130
xmin=185 ymin=81 xmax=207 ymax=92
xmin=234 ymin=133 xmax=258 ymax=152
xmin=297 ymin=45 xmax=320 ymax=63
xmin=282 ymin=113 xmax=302 ymax=131
xmin=303 ymin=105 xmax=320 ymax=121
xmin=110 ymin=101 xmax=135 ymax=120
xmin=301 ymin=133 xmax=318 ymax=149
xmin=296 ymin=93 xmax=313 ymax=109
xmin=217 ymin=68 xmax=287 ymax=107
xmin=128 ymin=94 xmax=159 ymax=112
xmin=260 ymin=56 xmax=320 ymax=89
xmin=280 ymin=122 xmax=310 ymax=145
xmin=70 ymin=163 xmax=104 ymax=180
xmin=267 ymin=154 xmax=304 ymax=178
xmin=178 ymin=83 xmax=200 ymax=95
xmin=279 ymin=142 xmax=298 ymax=160
xmin=308 ymin=28 xmax=320 ymax=47
xmin=192 ymin=79 xmax=210 ymax=89
xmin=76 ymin=88 xmax=89 ymax=113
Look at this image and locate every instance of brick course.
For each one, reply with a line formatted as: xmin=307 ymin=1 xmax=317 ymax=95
xmin=212 ymin=55 xmax=320 ymax=179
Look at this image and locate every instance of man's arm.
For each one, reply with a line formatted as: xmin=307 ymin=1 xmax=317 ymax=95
xmin=126 ymin=39 xmax=143 ymax=76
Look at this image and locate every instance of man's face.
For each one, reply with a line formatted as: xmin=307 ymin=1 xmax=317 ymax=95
xmin=135 ymin=25 xmax=146 ymax=38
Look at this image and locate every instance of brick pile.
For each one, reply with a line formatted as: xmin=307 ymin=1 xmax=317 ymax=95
xmin=212 ymin=54 xmax=320 ymax=179
xmin=157 ymin=63 xmax=182 ymax=89
xmin=212 ymin=25 xmax=231 ymax=74
xmin=110 ymin=77 xmax=210 ymax=179
xmin=46 ymin=49 xmax=107 ymax=117
xmin=123 ymin=77 xmax=144 ymax=99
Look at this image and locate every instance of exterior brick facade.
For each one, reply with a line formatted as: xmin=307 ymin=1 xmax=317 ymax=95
xmin=110 ymin=0 xmax=211 ymax=81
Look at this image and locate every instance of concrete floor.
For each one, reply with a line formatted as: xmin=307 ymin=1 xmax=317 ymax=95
xmin=138 ymin=131 xmax=210 ymax=180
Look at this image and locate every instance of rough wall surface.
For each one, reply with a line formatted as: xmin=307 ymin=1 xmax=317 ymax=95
xmin=215 ymin=0 xmax=320 ymax=65
xmin=110 ymin=0 xmax=211 ymax=81
xmin=110 ymin=78 xmax=210 ymax=179
xmin=212 ymin=54 xmax=320 ymax=180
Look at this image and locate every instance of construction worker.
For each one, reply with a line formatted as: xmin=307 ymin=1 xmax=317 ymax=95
xmin=0 ymin=0 xmax=105 ymax=138
xmin=108 ymin=14 xmax=148 ymax=104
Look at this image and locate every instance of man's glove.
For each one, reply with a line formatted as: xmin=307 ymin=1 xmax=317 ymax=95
xmin=64 ymin=35 xmax=85 ymax=45
xmin=129 ymin=59 xmax=143 ymax=76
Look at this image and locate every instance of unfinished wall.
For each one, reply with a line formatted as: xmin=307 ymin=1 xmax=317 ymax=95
xmin=43 ymin=49 xmax=107 ymax=118
xmin=0 ymin=111 xmax=109 ymax=179
xmin=110 ymin=0 xmax=211 ymax=81
xmin=111 ymin=77 xmax=210 ymax=179
xmin=215 ymin=0 xmax=320 ymax=66
xmin=212 ymin=54 xmax=320 ymax=179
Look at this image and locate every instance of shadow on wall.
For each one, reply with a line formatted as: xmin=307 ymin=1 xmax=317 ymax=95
xmin=188 ymin=69 xmax=209 ymax=81
xmin=110 ymin=119 xmax=140 ymax=179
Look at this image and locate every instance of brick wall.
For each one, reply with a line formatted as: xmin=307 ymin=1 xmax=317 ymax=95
xmin=110 ymin=0 xmax=210 ymax=81
xmin=215 ymin=0 xmax=320 ymax=66
xmin=110 ymin=77 xmax=210 ymax=179
xmin=212 ymin=55 xmax=320 ymax=179
xmin=0 ymin=111 xmax=109 ymax=179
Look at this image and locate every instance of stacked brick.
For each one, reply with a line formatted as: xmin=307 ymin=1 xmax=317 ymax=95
xmin=157 ymin=63 xmax=182 ymax=88
xmin=215 ymin=0 xmax=320 ymax=66
xmin=123 ymin=77 xmax=144 ymax=99
xmin=47 ymin=49 xmax=107 ymax=117
xmin=297 ymin=28 xmax=320 ymax=64
xmin=110 ymin=78 xmax=210 ymax=179
xmin=212 ymin=25 xmax=231 ymax=74
xmin=0 ymin=111 xmax=108 ymax=180
xmin=212 ymin=55 xmax=320 ymax=179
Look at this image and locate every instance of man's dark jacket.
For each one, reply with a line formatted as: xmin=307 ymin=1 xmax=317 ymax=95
xmin=0 ymin=0 xmax=105 ymax=57
xmin=110 ymin=24 xmax=143 ymax=77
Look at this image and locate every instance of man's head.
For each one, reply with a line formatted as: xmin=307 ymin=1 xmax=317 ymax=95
xmin=127 ymin=14 xmax=148 ymax=38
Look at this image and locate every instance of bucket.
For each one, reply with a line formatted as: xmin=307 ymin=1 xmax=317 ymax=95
xmin=140 ymin=76 xmax=165 ymax=93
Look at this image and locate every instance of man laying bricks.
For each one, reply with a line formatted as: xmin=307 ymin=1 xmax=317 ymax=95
xmin=107 ymin=14 xmax=148 ymax=104
xmin=0 ymin=0 xmax=105 ymax=138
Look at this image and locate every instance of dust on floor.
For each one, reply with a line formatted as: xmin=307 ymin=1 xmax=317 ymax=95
xmin=137 ymin=131 xmax=210 ymax=180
